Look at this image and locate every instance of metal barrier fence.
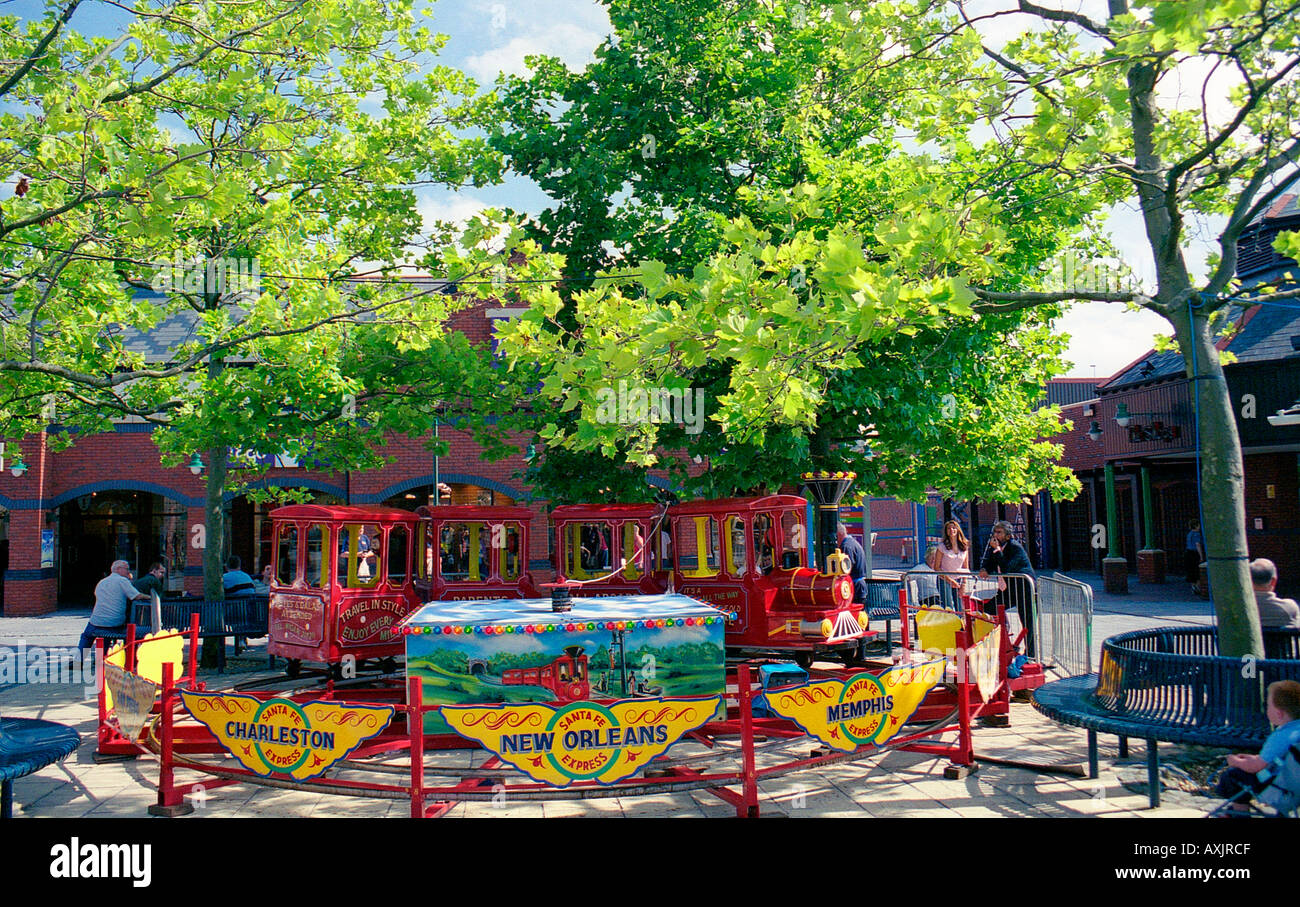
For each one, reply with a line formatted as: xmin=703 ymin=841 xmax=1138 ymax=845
xmin=1035 ymin=573 xmax=1093 ymax=678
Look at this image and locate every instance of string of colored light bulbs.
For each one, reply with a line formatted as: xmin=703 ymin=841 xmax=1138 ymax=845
xmin=400 ymin=614 xmax=735 ymax=636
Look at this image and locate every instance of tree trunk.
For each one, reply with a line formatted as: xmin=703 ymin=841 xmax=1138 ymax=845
xmin=1170 ymin=306 xmax=1263 ymax=658
xmin=201 ymin=338 xmax=227 ymax=667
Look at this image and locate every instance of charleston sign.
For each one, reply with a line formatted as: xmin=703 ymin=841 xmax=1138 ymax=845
xmin=443 ymin=696 xmax=721 ymax=787
xmin=182 ymin=692 xmax=394 ymax=781
xmin=763 ymin=658 xmax=945 ymax=752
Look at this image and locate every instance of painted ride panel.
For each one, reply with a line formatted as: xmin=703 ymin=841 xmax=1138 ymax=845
xmin=401 ymin=593 xmax=727 ymax=735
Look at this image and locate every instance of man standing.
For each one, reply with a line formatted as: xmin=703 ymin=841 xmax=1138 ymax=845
xmin=836 ymin=522 xmax=869 ymax=604
xmin=1250 ymin=558 xmax=1300 ymax=629
xmin=78 ymin=560 xmax=149 ymax=653
xmin=979 ymin=520 xmax=1038 ymax=658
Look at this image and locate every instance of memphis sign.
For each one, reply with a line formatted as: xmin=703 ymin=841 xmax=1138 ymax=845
xmin=182 ymin=692 xmax=393 ymax=781
xmin=443 ymin=696 xmax=721 ymax=787
xmin=764 ymin=658 xmax=945 ymax=752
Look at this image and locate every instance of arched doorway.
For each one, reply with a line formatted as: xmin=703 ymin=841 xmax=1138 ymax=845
xmin=382 ymin=482 xmax=516 ymax=509
xmin=56 ymin=491 xmax=185 ymax=606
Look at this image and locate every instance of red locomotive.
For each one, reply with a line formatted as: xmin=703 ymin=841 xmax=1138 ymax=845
xmin=500 ymin=645 xmax=590 ymax=702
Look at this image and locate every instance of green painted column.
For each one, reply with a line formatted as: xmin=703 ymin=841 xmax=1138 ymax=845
xmin=1140 ymin=467 xmax=1156 ymax=550
xmin=1104 ymin=463 xmax=1121 ymax=559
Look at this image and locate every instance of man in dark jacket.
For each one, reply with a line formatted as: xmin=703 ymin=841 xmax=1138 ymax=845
xmin=979 ymin=520 xmax=1038 ymax=658
xmin=836 ymin=523 xmax=869 ymax=604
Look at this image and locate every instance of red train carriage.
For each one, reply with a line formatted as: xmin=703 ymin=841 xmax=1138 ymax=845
xmin=550 ymin=503 xmax=670 ymax=596
xmin=414 ymin=505 xmax=540 ymax=601
xmin=670 ymin=494 xmax=867 ymax=666
xmin=268 ymin=504 xmax=422 ymax=672
xmin=500 ymin=646 xmax=590 ymax=702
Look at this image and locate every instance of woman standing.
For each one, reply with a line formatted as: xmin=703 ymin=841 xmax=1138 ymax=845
xmin=930 ymin=520 xmax=970 ymax=608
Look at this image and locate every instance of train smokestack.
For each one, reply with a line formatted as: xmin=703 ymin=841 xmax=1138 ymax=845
xmin=800 ymin=471 xmax=857 ymax=575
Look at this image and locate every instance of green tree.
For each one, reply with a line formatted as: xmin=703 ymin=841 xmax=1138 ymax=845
xmin=871 ymin=0 xmax=1300 ymax=657
xmin=488 ymin=0 xmax=1089 ymax=504
xmin=0 ymin=1 xmax=506 ymax=625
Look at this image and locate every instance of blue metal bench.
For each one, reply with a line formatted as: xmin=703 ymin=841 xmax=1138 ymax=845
xmin=1 ymin=717 xmax=80 ymax=819
xmin=1033 ymin=626 xmax=1300 ymax=807
xmin=864 ymin=579 xmax=903 ymax=648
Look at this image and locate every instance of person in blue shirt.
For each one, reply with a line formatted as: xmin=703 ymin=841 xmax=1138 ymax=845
xmin=1215 ymin=680 xmax=1300 ymax=814
xmin=222 ymin=555 xmax=256 ymax=595
xmin=836 ymin=522 xmax=869 ymax=604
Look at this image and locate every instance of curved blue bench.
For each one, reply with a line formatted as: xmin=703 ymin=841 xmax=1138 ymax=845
xmin=1 ymin=717 xmax=81 ymax=818
xmin=1033 ymin=626 xmax=1300 ymax=807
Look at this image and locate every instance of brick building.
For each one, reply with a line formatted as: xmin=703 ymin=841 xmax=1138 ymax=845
xmin=0 ymin=284 xmax=556 ymax=616
xmin=1049 ymin=188 xmax=1300 ymax=595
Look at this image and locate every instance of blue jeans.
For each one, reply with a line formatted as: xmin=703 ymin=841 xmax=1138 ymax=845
xmin=78 ymin=621 xmax=122 ymax=655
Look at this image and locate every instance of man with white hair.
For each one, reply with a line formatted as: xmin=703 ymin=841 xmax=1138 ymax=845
xmin=1251 ymin=558 xmax=1300 ymax=629
xmin=78 ymin=560 xmax=149 ymax=653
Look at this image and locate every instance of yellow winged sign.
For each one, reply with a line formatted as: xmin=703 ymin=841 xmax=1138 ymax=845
xmin=443 ymin=696 xmax=722 ymax=787
xmin=765 ymin=658 xmax=945 ymax=753
xmin=181 ymin=692 xmax=394 ymax=781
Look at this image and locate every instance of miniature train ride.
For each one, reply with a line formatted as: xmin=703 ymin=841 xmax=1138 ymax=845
xmin=266 ymin=473 xmax=868 ymax=677
xmin=89 ymin=472 xmax=1048 ymax=818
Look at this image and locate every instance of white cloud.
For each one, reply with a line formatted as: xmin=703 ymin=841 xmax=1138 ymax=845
xmin=1057 ymin=300 xmax=1170 ymax=378
xmin=417 ymin=191 xmax=492 ymax=232
xmin=464 ymin=22 xmax=605 ymax=83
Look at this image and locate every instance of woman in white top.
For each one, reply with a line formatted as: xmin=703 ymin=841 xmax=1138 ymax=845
xmin=928 ymin=520 xmax=970 ymax=607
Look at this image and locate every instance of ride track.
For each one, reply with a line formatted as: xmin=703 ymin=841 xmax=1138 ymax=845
xmin=130 ymin=657 xmax=976 ymax=817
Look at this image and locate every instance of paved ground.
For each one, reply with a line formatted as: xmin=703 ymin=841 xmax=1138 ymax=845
xmin=0 ymin=577 xmax=1230 ymax=819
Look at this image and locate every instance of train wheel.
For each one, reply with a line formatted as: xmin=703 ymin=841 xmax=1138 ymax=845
xmin=285 ymin=659 xmax=301 ymax=679
xmin=380 ymin=657 xmax=397 ymax=675
xmin=793 ymin=652 xmax=814 ymax=670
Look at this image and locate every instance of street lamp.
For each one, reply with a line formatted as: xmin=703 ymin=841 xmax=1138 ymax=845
xmin=1087 ymin=421 xmax=1104 ymax=442
xmin=188 ymin=453 xmax=205 ymax=476
xmin=1115 ymin=402 xmax=1133 ymax=428
xmin=10 ymin=454 xmax=27 ymax=477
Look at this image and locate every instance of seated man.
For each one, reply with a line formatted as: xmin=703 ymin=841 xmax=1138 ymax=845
xmin=133 ymin=561 xmax=167 ymax=598
xmin=222 ymin=555 xmax=256 ymax=595
xmin=1215 ymin=680 xmax=1300 ymax=815
xmin=1250 ymin=558 xmax=1300 ymax=629
xmin=909 ymin=550 xmax=943 ymax=607
xmin=79 ymin=560 xmax=150 ymax=653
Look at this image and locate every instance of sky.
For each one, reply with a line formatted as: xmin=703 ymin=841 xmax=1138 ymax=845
xmin=12 ymin=0 xmax=1237 ymax=381
xmin=404 ymin=0 xmax=1222 ymax=381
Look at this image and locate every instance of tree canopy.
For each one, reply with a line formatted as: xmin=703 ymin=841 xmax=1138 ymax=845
xmin=486 ymin=0 xmax=1095 ymax=504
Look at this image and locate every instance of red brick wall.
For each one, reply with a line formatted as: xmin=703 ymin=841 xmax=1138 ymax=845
xmin=1244 ymin=452 xmax=1300 ymax=597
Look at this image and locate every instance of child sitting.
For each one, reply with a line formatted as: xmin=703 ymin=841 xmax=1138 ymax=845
xmin=1215 ymin=679 xmax=1300 ymax=815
